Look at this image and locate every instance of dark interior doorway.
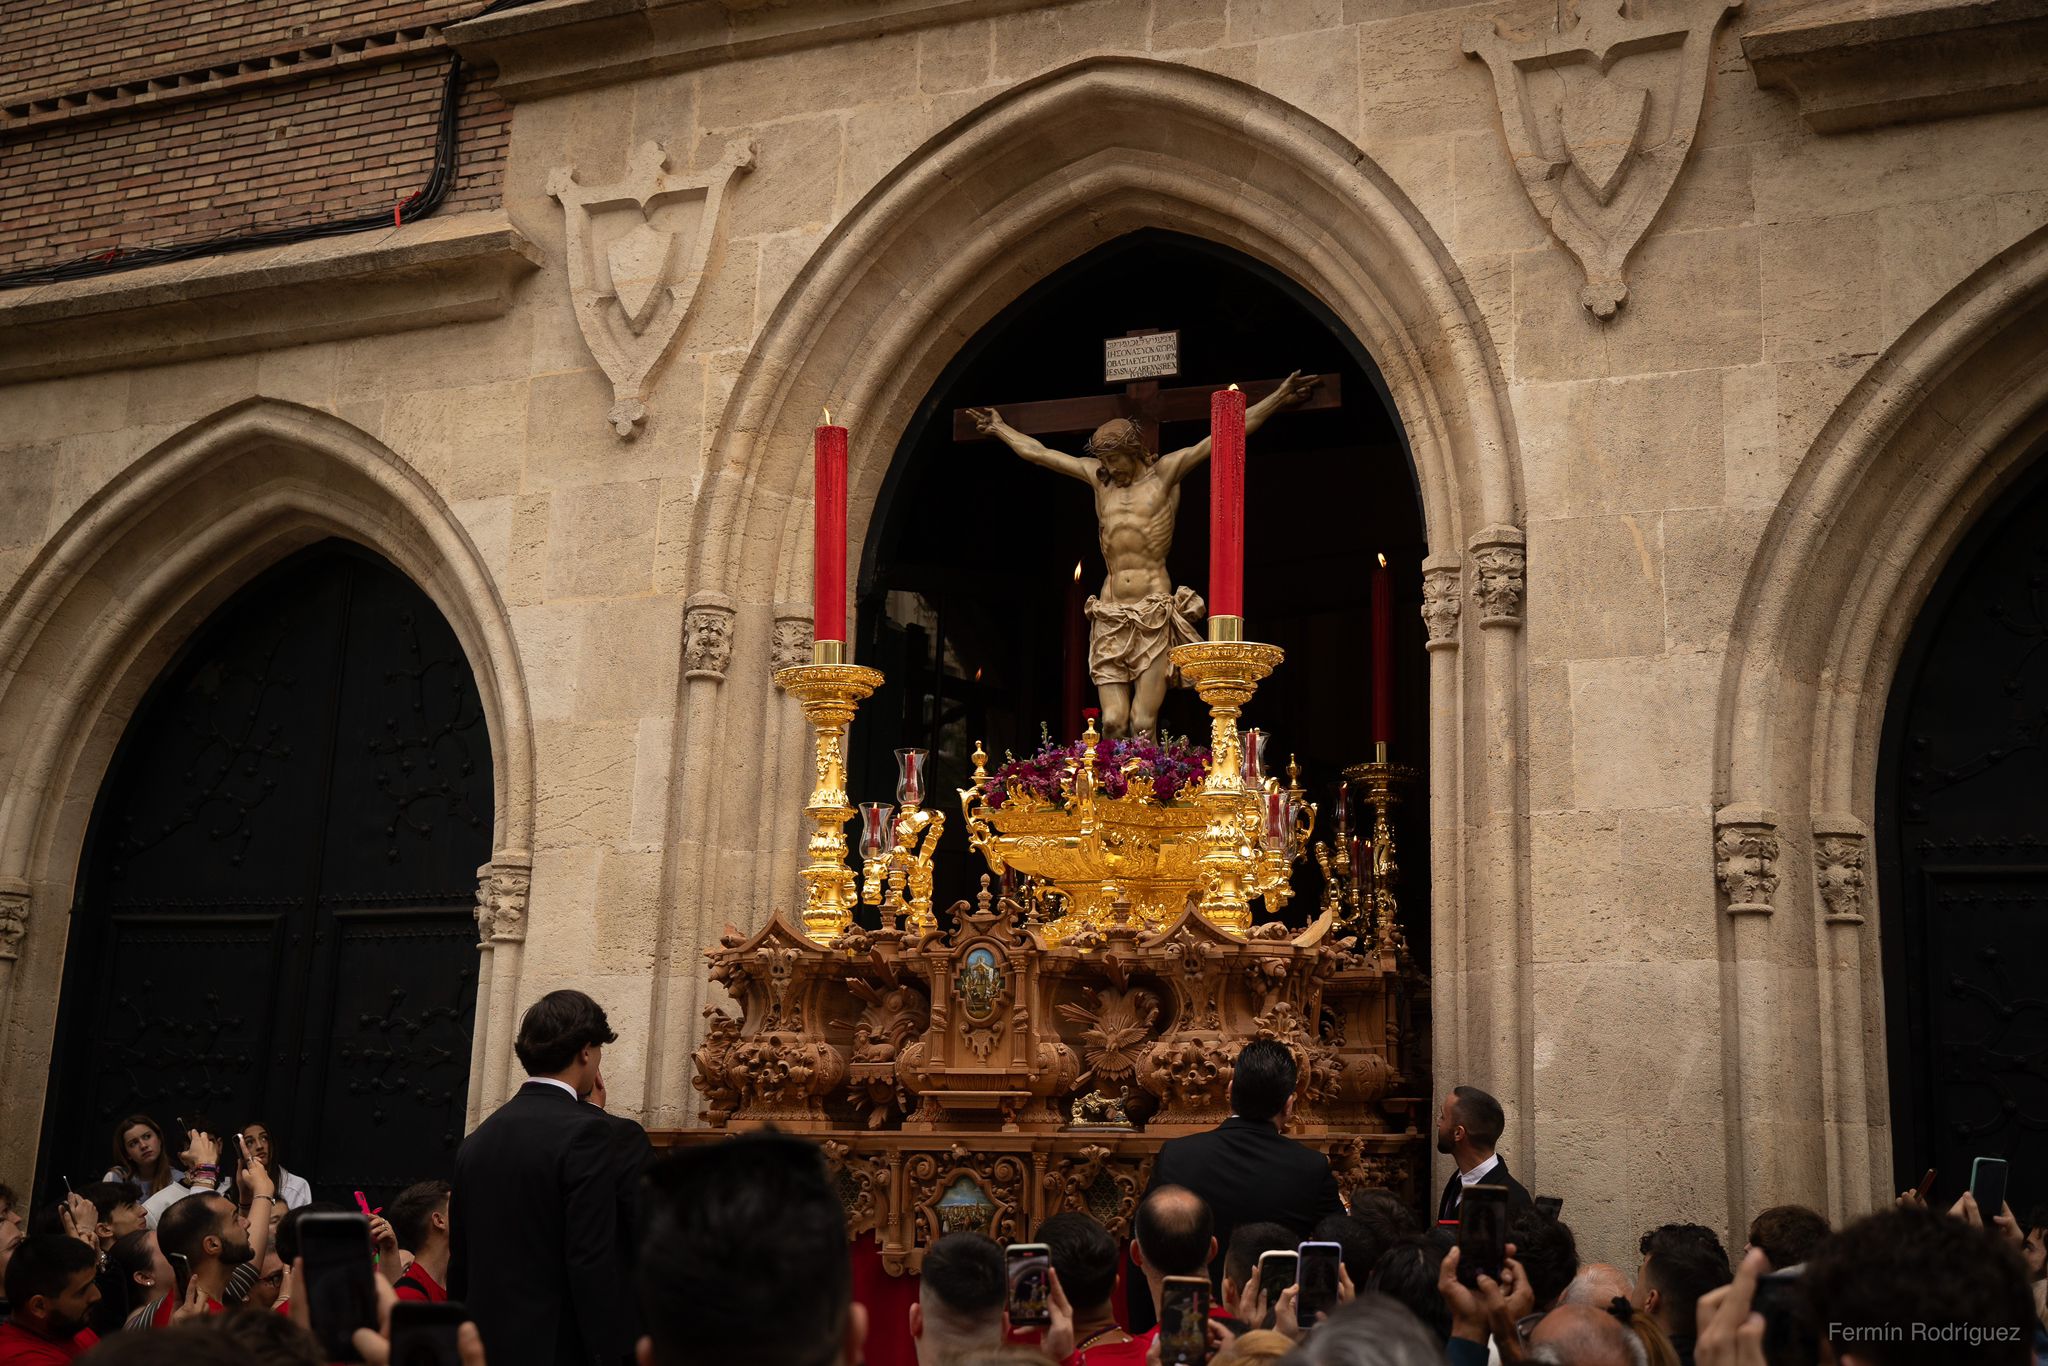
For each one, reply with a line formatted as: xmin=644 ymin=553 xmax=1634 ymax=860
xmin=1879 ymin=450 xmax=2048 ymax=1216
xmin=39 ymin=540 xmax=491 ymax=1208
xmin=852 ymin=230 xmax=1429 ymax=956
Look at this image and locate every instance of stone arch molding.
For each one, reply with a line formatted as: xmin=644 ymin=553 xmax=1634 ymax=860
xmin=0 ymin=397 xmax=539 ymax=1155
xmin=647 ymin=57 xmax=1537 ymax=1149
xmin=1713 ymin=221 xmax=2048 ymax=1227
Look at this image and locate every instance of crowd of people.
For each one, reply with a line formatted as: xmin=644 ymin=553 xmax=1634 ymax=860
xmin=0 ymin=991 xmax=2039 ymax=1366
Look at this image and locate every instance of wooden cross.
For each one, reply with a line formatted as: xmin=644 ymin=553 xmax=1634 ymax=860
xmin=950 ymin=329 xmax=1343 ymax=454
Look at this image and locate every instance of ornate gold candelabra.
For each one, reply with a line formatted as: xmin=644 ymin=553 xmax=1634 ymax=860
xmin=774 ymin=646 xmax=885 ymax=943
xmin=1342 ymin=746 xmax=1416 ymax=961
xmin=1169 ymin=630 xmax=1285 ymax=933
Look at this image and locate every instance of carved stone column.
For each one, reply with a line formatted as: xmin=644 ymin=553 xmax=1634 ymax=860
xmin=1715 ymin=803 xmax=1779 ymax=1221
xmin=469 ymin=853 xmax=532 ymax=1122
xmin=683 ymin=592 xmax=737 ymax=682
xmin=1419 ymin=554 xmax=1465 ymax=1127
xmin=1463 ymin=528 xmax=1529 ymax=1168
xmin=1813 ymin=813 xmax=1874 ymax=1216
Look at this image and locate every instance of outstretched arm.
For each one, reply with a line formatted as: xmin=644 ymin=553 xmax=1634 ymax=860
xmin=966 ymin=407 xmax=1094 ymax=483
xmin=1155 ymin=371 xmax=1319 ymax=483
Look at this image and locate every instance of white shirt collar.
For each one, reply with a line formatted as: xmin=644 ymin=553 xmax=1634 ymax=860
xmin=529 ymin=1077 xmax=581 ymax=1101
xmin=1460 ymin=1153 xmax=1501 ymax=1186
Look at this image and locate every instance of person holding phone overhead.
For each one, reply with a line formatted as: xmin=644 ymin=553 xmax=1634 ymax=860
xmin=1435 ymin=1086 xmax=1534 ymax=1223
xmin=449 ymin=989 xmax=650 ymax=1366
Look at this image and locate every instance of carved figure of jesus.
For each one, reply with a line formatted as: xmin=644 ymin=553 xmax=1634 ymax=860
xmin=967 ymin=371 xmax=1316 ymax=738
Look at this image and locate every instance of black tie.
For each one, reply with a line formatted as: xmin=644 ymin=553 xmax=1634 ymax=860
xmin=1439 ymin=1172 xmax=1462 ymax=1222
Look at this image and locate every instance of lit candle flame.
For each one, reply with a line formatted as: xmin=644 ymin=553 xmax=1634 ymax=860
xmin=822 ymin=406 xmax=833 ymax=425
xmin=1073 ymin=561 xmax=1083 ymax=582
xmin=1228 ymin=382 xmax=1240 ymax=392
xmin=1377 ymin=552 xmax=1387 ymax=568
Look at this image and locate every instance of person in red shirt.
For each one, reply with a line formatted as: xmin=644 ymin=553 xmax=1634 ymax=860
xmin=389 ymin=1180 xmax=452 ymax=1303
xmin=1037 ymin=1213 xmax=1144 ymax=1366
xmin=0 ymin=1236 xmax=102 ymax=1363
xmin=1128 ymin=1187 xmax=1236 ymax=1361
xmin=152 ymin=1191 xmax=252 ymax=1324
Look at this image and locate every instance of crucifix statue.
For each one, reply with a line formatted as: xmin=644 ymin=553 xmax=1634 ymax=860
xmin=962 ymin=356 xmax=1327 ymax=738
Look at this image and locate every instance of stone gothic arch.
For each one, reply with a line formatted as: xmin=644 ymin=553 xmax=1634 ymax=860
xmin=0 ymin=397 xmax=538 ymax=1175
xmin=1714 ymin=222 xmax=2048 ymax=1227
xmin=645 ymin=56 xmax=1536 ymax=1153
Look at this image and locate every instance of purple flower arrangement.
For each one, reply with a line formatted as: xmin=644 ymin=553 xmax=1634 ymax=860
xmin=984 ymin=728 xmax=1210 ymax=809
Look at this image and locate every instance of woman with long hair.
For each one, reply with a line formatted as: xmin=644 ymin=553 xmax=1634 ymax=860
xmin=238 ymin=1120 xmax=311 ymax=1209
xmin=101 ymin=1115 xmax=181 ymax=1197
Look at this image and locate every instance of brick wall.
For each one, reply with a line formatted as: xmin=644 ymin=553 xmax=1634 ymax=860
xmin=0 ymin=0 xmax=478 ymax=104
xmin=0 ymin=1 xmax=509 ymax=278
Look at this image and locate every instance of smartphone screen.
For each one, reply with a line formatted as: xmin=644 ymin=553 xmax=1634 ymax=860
xmin=299 ymin=1211 xmax=378 ymax=1363
xmin=1751 ymin=1268 xmax=1813 ymax=1366
xmin=1297 ymin=1241 xmax=1342 ymax=1326
xmin=1534 ymin=1195 xmax=1563 ymax=1221
xmin=1457 ymin=1185 xmax=1510 ymax=1288
xmin=1005 ymin=1243 xmax=1052 ymax=1329
xmin=1971 ymin=1157 xmax=2010 ymax=1218
xmin=1160 ymin=1275 xmax=1210 ymax=1366
xmin=1256 ymin=1249 xmax=1299 ymax=1294
xmin=390 ymin=1301 xmax=468 ymax=1366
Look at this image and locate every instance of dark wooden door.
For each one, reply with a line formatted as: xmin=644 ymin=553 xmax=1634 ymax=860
xmin=41 ymin=541 xmax=491 ymax=1206
xmin=1880 ymin=458 xmax=2048 ymax=1218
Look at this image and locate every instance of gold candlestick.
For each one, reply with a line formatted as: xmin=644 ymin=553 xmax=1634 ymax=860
xmin=1344 ymin=752 xmax=1417 ymax=962
xmin=776 ymin=655 xmax=885 ymax=942
xmin=1170 ymin=636 xmax=1285 ymax=932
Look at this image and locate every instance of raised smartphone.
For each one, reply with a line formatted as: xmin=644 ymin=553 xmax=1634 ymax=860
xmin=1296 ymin=1240 xmax=1343 ymax=1325
xmin=1457 ymin=1184 xmax=1510 ymax=1288
xmin=1159 ymin=1275 xmax=1210 ymax=1366
xmin=1005 ymin=1242 xmax=1052 ymax=1329
xmin=298 ymin=1211 xmax=378 ymax=1363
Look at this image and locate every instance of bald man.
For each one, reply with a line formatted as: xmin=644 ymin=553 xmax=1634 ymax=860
xmin=1563 ymin=1262 xmax=1635 ymax=1310
xmin=1526 ymin=1303 xmax=1646 ymax=1366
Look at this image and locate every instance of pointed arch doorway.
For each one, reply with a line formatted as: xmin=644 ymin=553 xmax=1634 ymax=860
xmin=852 ymin=229 xmax=1433 ymax=955
xmin=1879 ymin=451 xmax=2048 ymax=1217
xmin=39 ymin=539 xmax=492 ymax=1206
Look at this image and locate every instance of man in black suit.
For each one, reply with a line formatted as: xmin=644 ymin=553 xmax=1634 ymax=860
xmin=449 ymin=989 xmax=651 ymax=1366
xmin=1145 ymin=1040 xmax=1347 ymax=1298
xmin=1434 ymin=1085 xmax=1533 ymax=1223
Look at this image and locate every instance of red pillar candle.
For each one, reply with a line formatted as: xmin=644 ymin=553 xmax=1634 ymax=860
xmin=814 ymin=411 xmax=848 ymax=645
xmin=1371 ymin=551 xmax=1394 ymax=745
xmin=1209 ymin=384 xmax=1246 ymax=621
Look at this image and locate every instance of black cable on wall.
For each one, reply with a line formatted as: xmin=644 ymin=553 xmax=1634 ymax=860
xmin=0 ymin=52 xmax=469 ymax=291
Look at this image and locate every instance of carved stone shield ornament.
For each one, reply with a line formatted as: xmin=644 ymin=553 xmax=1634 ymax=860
xmin=1465 ymin=0 xmax=1739 ymax=318
xmin=547 ymin=139 xmax=755 ymax=437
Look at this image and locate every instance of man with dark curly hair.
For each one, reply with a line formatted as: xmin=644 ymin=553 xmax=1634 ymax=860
xmin=1630 ymin=1223 xmax=1731 ymax=1366
xmin=1801 ymin=1205 xmax=2033 ymax=1364
xmin=1745 ymin=1203 xmax=1830 ymax=1271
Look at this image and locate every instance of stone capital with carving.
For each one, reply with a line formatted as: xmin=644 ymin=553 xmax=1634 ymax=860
xmin=1420 ymin=555 xmax=1462 ymax=651
xmin=1714 ymin=806 xmax=1779 ymax=915
xmin=1812 ymin=813 xmax=1869 ymax=925
xmin=548 ymin=139 xmax=755 ymax=438
xmin=474 ymin=853 xmax=533 ymax=944
xmin=0 ymin=877 xmax=27 ymax=962
xmin=684 ymin=592 xmax=737 ymax=682
xmin=1469 ymin=526 xmax=1526 ymax=628
xmin=1464 ymin=0 xmax=1741 ymax=318
xmin=771 ymin=611 xmax=814 ymax=673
